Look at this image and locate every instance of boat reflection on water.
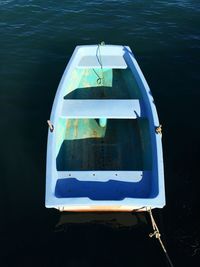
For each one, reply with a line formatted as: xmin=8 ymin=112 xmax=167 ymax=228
xmin=55 ymin=212 xmax=148 ymax=232
xmin=49 ymin=212 xmax=168 ymax=267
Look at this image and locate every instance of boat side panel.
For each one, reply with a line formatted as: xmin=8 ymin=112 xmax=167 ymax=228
xmin=123 ymin=46 xmax=165 ymax=205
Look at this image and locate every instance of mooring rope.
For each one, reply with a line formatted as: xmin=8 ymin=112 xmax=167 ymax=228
xmin=92 ymin=68 xmax=102 ymax=85
xmin=93 ymin=42 xmax=105 ymax=85
xmin=147 ymin=208 xmax=174 ymax=267
xmin=96 ymin=43 xmax=103 ymax=68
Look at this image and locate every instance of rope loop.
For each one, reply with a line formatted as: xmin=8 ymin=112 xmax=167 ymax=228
xmin=149 ymin=230 xmax=161 ymax=239
xmin=156 ymin=124 xmax=162 ymax=134
xmin=97 ymin=77 xmax=102 ymax=85
xmin=47 ymin=120 xmax=54 ymax=132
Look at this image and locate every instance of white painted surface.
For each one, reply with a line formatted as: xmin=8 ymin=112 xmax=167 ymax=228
xmin=57 ymin=171 xmax=143 ymax=182
xmin=77 ymin=55 xmax=127 ymax=69
xmin=61 ymin=99 xmax=141 ymax=118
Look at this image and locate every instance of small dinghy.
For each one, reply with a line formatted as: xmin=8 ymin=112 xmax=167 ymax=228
xmin=45 ymin=44 xmax=165 ymax=212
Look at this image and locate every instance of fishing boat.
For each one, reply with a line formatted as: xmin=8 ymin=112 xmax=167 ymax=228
xmin=45 ymin=44 xmax=165 ymax=212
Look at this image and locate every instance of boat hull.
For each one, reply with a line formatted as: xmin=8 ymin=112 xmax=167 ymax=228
xmin=45 ymin=45 xmax=165 ymax=211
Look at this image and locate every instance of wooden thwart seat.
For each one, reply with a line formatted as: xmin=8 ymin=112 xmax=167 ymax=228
xmin=61 ymin=99 xmax=141 ymax=119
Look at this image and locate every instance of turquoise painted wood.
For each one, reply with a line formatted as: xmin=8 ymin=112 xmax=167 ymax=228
xmin=99 ymin=118 xmax=107 ymax=127
xmin=45 ymin=44 xmax=165 ymax=211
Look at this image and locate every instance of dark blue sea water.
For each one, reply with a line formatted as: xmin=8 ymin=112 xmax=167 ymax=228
xmin=1 ymin=0 xmax=200 ymax=266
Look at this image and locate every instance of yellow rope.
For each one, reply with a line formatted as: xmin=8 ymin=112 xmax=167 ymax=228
xmin=156 ymin=124 xmax=162 ymax=134
xmin=148 ymin=208 xmax=166 ymax=252
xmin=147 ymin=208 xmax=174 ymax=267
xmin=47 ymin=120 xmax=54 ymax=132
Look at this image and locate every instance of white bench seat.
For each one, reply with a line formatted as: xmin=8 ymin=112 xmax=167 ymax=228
xmin=60 ymin=99 xmax=141 ymax=119
xmin=57 ymin=171 xmax=143 ymax=182
xmin=77 ymin=55 xmax=127 ymax=69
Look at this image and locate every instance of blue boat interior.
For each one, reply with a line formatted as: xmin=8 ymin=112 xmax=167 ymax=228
xmin=54 ymin=68 xmax=158 ymax=200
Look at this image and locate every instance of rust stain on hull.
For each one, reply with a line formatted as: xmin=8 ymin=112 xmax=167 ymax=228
xmin=92 ymin=130 xmax=98 ymax=138
xmin=74 ymin=119 xmax=79 ymax=138
xmin=66 ymin=119 xmax=71 ymax=130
